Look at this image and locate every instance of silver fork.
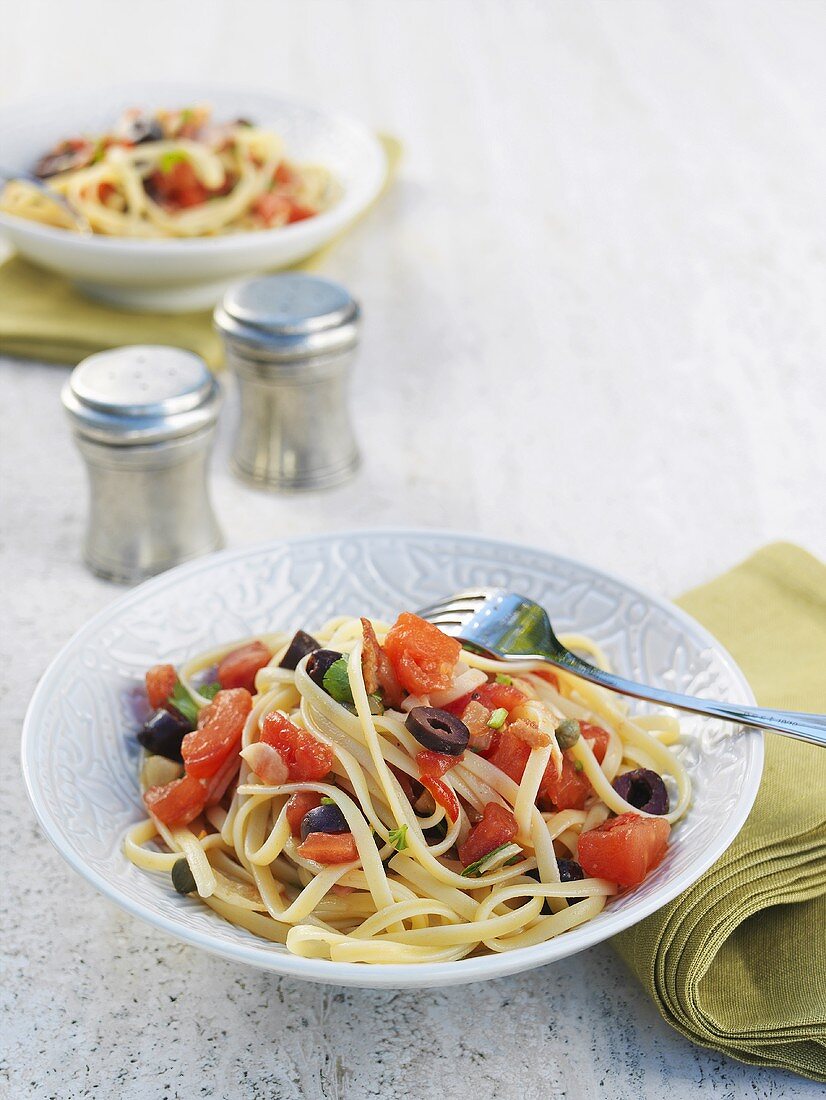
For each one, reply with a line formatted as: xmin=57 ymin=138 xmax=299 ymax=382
xmin=416 ymin=588 xmax=826 ymax=748
xmin=0 ymin=167 xmax=91 ymax=233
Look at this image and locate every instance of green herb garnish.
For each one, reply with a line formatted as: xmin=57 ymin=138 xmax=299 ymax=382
xmin=495 ymin=674 xmax=513 ymax=686
xmin=168 ymin=681 xmax=200 ymax=725
xmin=574 ymin=759 xmax=584 ymax=772
xmin=322 ymin=657 xmax=354 ymax=704
xmin=461 ymin=843 xmax=517 ymax=878
xmin=487 ymin=707 xmax=508 ymax=730
xmin=199 ymin=681 xmax=221 ymax=701
xmin=320 ymin=796 xmax=336 ymax=806
xmin=158 ymin=150 xmax=188 ymax=173
xmin=388 ymin=825 xmax=409 ymax=852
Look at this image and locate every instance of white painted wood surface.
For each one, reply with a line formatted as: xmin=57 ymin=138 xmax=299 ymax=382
xmin=1 ymin=2 xmax=824 ymax=1097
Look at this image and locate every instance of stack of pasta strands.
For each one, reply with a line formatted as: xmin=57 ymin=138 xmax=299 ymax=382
xmin=126 ymin=612 xmax=690 ymax=965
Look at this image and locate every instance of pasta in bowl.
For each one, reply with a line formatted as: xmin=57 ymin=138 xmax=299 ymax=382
xmin=1 ymin=105 xmax=340 ymax=238
xmin=20 ymin=530 xmax=763 ymax=988
xmin=128 ymin=611 xmax=689 ymax=965
xmin=0 ymin=84 xmax=386 ymax=310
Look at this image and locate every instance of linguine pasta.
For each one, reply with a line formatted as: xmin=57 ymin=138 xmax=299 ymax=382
xmin=125 ymin=613 xmax=690 ymax=965
xmin=0 ymin=105 xmax=338 ymax=238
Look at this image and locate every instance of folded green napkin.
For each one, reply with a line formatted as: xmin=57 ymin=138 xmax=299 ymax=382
xmin=614 ymin=542 xmax=826 ymax=1082
xmin=0 ymin=134 xmax=402 ymax=370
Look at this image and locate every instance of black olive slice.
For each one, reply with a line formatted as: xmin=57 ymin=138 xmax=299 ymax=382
xmin=300 ymin=804 xmax=350 ymax=840
xmin=557 ymin=858 xmax=586 ymax=905
xmin=137 ymin=707 xmax=193 ymax=761
xmin=280 ymin=630 xmax=322 ymax=671
xmin=612 ymin=768 xmax=669 ymax=815
xmin=305 ymin=649 xmax=344 ymax=687
xmin=405 ymin=706 xmax=470 ymax=756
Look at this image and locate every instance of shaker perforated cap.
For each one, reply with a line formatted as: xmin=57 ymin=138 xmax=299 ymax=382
xmin=62 ymin=345 xmax=221 ymax=445
xmin=214 ymin=273 xmax=360 ymax=360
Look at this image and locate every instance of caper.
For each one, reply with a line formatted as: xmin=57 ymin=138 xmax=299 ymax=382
xmin=171 ymin=858 xmax=197 ymax=895
xmin=555 ymin=718 xmax=581 ymax=750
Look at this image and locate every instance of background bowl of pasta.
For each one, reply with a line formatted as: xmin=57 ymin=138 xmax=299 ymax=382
xmin=21 ymin=529 xmax=764 ymax=989
xmin=0 ymin=83 xmax=386 ymax=311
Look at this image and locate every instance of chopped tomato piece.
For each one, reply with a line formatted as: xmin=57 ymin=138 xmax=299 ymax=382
xmin=458 ymin=802 xmax=517 ymax=866
xmin=581 ymin=723 xmax=610 ymax=764
xmin=181 ymin=688 xmax=252 ymax=779
xmin=578 ymin=812 xmax=670 ymax=887
xmin=420 ymin=775 xmax=460 ymax=821
xmin=217 ymin=640 xmax=271 ymax=693
xmin=146 ymin=664 xmax=177 ymax=709
xmin=261 ymin=711 xmax=333 ymax=781
xmin=445 ymin=680 xmax=526 ymax=717
xmin=285 ymin=791 xmax=323 ymax=836
xmin=286 ymin=201 xmax=316 ymax=223
xmin=274 ymin=161 xmax=296 ymax=186
xmin=98 ymin=181 xmax=117 ymax=204
xmin=297 ymin=832 xmax=359 ymax=864
xmin=144 ymin=773 xmax=205 ymax=828
xmin=416 ymin=749 xmax=461 ymax=778
xmin=538 ymin=754 xmax=592 ymax=810
xmin=148 ymin=160 xmax=210 ymax=208
xmin=384 ymin=612 xmax=461 ymax=696
xmin=534 ymin=668 xmax=560 ymax=691
xmin=485 ymin=728 xmax=531 ymax=782
xmin=251 ymin=192 xmax=292 ymax=226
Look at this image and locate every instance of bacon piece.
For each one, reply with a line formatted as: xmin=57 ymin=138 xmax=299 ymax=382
xmin=360 ymin=618 xmax=404 ymax=708
xmin=507 ymin=718 xmax=552 ymax=749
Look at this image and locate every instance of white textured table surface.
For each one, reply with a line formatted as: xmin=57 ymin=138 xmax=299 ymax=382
xmin=2 ymin=2 xmax=825 ymax=1098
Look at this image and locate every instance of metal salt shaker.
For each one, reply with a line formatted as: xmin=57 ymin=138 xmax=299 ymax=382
xmin=214 ymin=274 xmax=361 ymax=491
xmin=61 ymin=345 xmax=223 ymax=583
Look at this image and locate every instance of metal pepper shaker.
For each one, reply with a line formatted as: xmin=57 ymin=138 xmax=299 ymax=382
xmin=214 ymin=273 xmax=361 ymax=491
xmin=61 ymin=345 xmax=223 ymax=584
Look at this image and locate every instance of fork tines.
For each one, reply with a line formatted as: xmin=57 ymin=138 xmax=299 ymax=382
xmin=415 ymin=589 xmax=498 ymax=627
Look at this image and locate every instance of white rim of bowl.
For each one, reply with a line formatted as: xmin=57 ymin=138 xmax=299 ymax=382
xmin=21 ymin=527 xmax=764 ymax=988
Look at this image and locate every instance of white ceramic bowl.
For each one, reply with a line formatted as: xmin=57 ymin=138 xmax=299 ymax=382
xmin=21 ymin=530 xmax=763 ymax=989
xmin=0 ymin=83 xmax=386 ymax=311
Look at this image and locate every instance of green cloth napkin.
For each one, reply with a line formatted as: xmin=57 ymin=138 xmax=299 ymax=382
xmin=0 ymin=134 xmax=402 ymax=370
xmin=614 ymin=542 xmax=826 ymax=1082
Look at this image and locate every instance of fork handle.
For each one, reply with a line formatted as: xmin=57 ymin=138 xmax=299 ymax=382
xmin=545 ymin=653 xmax=826 ymax=748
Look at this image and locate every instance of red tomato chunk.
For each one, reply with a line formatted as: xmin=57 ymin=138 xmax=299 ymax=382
xmin=146 ymin=664 xmax=177 ymax=709
xmin=487 ymin=721 xmax=613 ymax=811
xmin=416 ymin=749 xmax=460 ymax=778
xmin=217 ymin=640 xmax=271 ymax=693
xmin=458 ymin=803 xmax=517 ymax=867
xmin=533 ymin=669 xmax=560 ymax=691
xmin=181 ymin=688 xmax=252 ymax=780
xmin=297 ymin=832 xmax=359 ymax=864
xmin=445 ymin=680 xmax=526 ymax=717
xmin=285 ymin=791 xmax=323 ymax=836
xmin=420 ymin=776 xmax=460 ymax=822
xmin=144 ymin=774 xmax=206 ymax=828
xmin=261 ymin=711 xmax=333 ymax=781
xmin=581 ymin=724 xmax=611 ymax=763
xmin=578 ymin=812 xmax=670 ymax=887
xmin=384 ymin=612 xmax=461 ymax=696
